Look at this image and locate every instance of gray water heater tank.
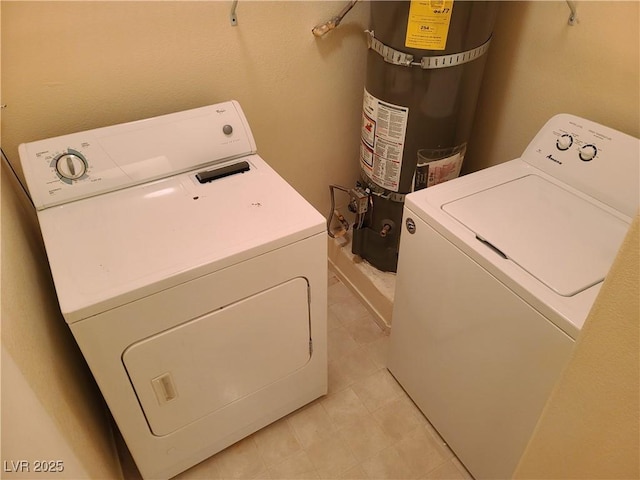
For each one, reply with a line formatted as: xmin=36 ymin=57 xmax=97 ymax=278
xmin=352 ymin=0 xmax=498 ymax=272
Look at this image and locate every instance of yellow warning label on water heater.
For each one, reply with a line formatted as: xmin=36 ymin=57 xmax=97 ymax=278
xmin=405 ymin=0 xmax=454 ymax=51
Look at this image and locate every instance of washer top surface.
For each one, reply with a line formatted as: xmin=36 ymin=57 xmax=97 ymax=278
xmin=404 ymin=114 xmax=638 ymax=338
xmin=442 ymin=174 xmax=630 ymax=297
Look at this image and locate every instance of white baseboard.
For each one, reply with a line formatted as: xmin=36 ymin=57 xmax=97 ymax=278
xmin=327 ymin=234 xmax=396 ymax=332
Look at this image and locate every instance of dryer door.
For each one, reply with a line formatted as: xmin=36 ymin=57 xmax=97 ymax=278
xmin=122 ymin=277 xmax=311 ymax=436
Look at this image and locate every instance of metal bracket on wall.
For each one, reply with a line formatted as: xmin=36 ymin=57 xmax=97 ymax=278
xmin=230 ymin=0 xmax=238 ymax=26
xmin=566 ymin=1 xmax=578 ymax=25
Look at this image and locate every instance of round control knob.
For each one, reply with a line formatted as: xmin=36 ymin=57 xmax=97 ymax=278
xmin=556 ymin=134 xmax=573 ymax=151
xmin=55 ymin=152 xmax=87 ymax=180
xmin=222 ymin=124 xmax=233 ymax=135
xmin=579 ymin=144 xmax=597 ymax=162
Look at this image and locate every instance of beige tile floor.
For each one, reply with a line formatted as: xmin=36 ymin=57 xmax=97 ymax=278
xmin=129 ymin=272 xmax=472 ymax=480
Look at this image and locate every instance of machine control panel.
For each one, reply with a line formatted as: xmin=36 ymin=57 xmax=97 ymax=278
xmin=555 ymin=134 xmax=573 ymax=151
xmin=54 ymin=149 xmax=88 ymax=181
xmin=555 ymin=134 xmax=599 ymax=162
xmin=522 ymin=113 xmax=639 ymax=218
xmin=19 ymin=101 xmax=257 ymax=210
xmin=578 ymin=144 xmax=597 ymax=162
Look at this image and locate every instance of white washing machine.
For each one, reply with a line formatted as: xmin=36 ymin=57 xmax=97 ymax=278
xmin=388 ymin=114 xmax=638 ymax=479
xmin=19 ymin=101 xmax=327 ymax=479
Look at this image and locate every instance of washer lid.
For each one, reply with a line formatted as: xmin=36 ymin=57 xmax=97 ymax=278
xmin=442 ymin=174 xmax=630 ymax=297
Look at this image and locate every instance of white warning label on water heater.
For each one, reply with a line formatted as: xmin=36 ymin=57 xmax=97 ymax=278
xmin=360 ymin=89 xmax=409 ymax=192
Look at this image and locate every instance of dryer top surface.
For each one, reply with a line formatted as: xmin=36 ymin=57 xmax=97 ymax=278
xmin=37 ymin=154 xmax=324 ymax=323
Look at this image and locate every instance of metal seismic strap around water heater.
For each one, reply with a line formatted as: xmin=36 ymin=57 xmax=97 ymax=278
xmin=365 ymin=30 xmax=492 ymax=70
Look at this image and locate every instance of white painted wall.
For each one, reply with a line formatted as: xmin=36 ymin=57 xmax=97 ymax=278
xmin=1 ymin=161 xmax=123 ymax=479
xmin=1 ymin=347 xmax=92 ymax=479
xmin=464 ymin=1 xmax=639 ymax=173
xmin=1 ymin=1 xmax=370 ymax=213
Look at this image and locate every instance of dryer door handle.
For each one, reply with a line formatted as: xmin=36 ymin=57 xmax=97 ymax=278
xmin=152 ymin=373 xmax=179 ymax=405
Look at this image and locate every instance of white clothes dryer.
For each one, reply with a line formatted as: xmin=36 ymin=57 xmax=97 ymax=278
xmin=388 ymin=114 xmax=638 ymax=479
xmin=19 ymin=101 xmax=327 ymax=479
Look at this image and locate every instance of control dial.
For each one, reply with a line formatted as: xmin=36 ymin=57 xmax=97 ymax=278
xmin=556 ymin=134 xmax=573 ymax=151
xmin=55 ymin=150 xmax=87 ymax=180
xmin=579 ymin=144 xmax=597 ymax=162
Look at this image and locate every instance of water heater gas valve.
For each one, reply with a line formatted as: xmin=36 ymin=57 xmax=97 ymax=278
xmin=348 ymin=186 xmax=369 ymax=215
